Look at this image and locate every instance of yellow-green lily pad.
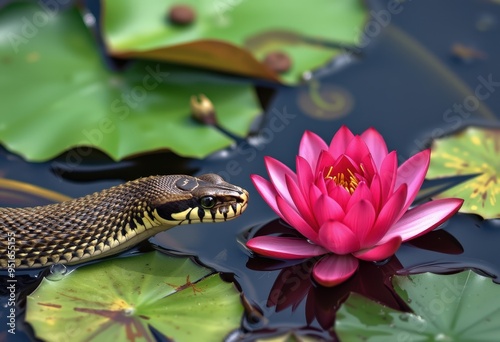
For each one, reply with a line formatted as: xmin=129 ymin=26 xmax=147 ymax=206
xmin=335 ymin=270 xmax=500 ymax=341
xmin=426 ymin=126 xmax=500 ymax=219
xmin=102 ymin=0 xmax=367 ymax=84
xmin=26 ymin=252 xmax=243 ymax=342
xmin=256 ymin=332 xmax=321 ymax=342
xmin=0 ymin=3 xmax=261 ymax=162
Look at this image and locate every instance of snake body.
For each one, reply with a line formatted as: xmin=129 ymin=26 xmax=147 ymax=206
xmin=0 ymin=174 xmax=248 ymax=269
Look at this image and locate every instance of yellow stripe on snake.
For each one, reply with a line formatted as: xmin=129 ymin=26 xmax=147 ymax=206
xmin=0 ymin=174 xmax=248 ymax=269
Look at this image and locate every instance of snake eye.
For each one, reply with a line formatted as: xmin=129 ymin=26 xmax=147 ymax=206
xmin=200 ymin=196 xmax=216 ymax=209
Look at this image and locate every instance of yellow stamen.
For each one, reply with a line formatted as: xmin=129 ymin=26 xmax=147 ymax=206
xmin=359 ymin=163 xmax=366 ymax=174
xmin=325 ymin=166 xmax=359 ymax=194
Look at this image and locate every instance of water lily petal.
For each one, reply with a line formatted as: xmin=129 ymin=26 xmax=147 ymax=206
xmin=380 ymin=198 xmax=464 ymax=243
xmin=370 ymin=173 xmax=382 ymax=212
xmin=328 ymin=154 xmax=361 ymax=181
xmin=353 ymin=236 xmax=402 ymax=261
xmin=343 ymin=199 xmax=376 ymax=247
xmin=315 ymin=150 xmax=336 ymax=177
xmin=379 ymin=151 xmax=397 ymax=204
xmin=365 ymin=184 xmax=407 ymax=246
xmin=395 ymin=149 xmax=430 ymax=215
xmin=361 ymin=127 xmax=389 ymax=169
xmin=251 ymin=174 xmax=281 ymax=216
xmin=285 ymin=174 xmax=317 ymax=228
xmin=265 ymin=156 xmax=297 ymax=208
xmin=359 ymin=153 xmax=376 ymax=181
xmin=296 ymin=156 xmax=314 ymax=197
xmin=276 ymin=195 xmax=319 ymax=243
xmin=329 ymin=125 xmax=355 ymax=159
xmin=316 ymin=194 xmax=345 ymax=224
xmin=346 ymin=181 xmax=373 ymax=212
xmin=312 ymin=254 xmax=359 ymax=287
xmin=314 ymin=171 xmax=328 ymax=193
xmin=318 ymin=221 xmax=360 ymax=254
xmin=308 ymin=183 xmax=321 ymax=202
xmin=345 ymin=136 xmax=371 ymax=165
xmin=327 ymin=185 xmax=351 ymax=210
xmin=299 ymin=130 xmax=328 ymax=171
xmin=247 ymin=236 xmax=328 ymax=259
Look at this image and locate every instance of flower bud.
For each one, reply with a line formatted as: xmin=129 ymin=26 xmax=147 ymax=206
xmin=190 ymin=94 xmax=217 ymax=125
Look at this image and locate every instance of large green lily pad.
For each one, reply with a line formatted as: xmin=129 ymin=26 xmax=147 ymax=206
xmin=0 ymin=3 xmax=261 ymax=162
xmin=426 ymin=127 xmax=500 ymax=219
xmin=335 ymin=270 xmax=500 ymax=341
xmin=26 ymin=252 xmax=243 ymax=342
xmin=102 ymin=0 xmax=367 ymax=84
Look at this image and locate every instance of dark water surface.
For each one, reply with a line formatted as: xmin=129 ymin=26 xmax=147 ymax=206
xmin=1 ymin=0 xmax=500 ymax=341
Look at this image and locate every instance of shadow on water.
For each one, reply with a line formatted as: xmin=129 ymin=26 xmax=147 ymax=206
xmin=1 ymin=0 xmax=500 ymax=340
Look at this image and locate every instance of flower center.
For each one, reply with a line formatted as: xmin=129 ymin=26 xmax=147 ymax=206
xmin=324 ymin=166 xmax=359 ymax=194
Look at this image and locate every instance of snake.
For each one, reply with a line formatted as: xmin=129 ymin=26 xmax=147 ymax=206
xmin=0 ymin=174 xmax=248 ymax=269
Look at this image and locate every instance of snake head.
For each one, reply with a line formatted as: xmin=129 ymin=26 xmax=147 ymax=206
xmin=152 ymin=173 xmax=249 ymax=225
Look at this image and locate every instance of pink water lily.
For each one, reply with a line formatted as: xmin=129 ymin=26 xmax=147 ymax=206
xmin=247 ymin=126 xmax=463 ymax=286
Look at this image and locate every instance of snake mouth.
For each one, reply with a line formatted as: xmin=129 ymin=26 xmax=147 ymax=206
xmin=201 ymin=189 xmax=249 ymax=223
xmin=158 ymin=189 xmax=249 ymax=225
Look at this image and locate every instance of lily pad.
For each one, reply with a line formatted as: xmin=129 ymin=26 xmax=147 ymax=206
xmin=102 ymin=0 xmax=367 ymax=84
xmin=0 ymin=3 xmax=261 ymax=162
xmin=426 ymin=126 xmax=500 ymax=219
xmin=26 ymin=252 xmax=243 ymax=342
xmin=256 ymin=332 xmax=321 ymax=342
xmin=335 ymin=270 xmax=500 ymax=341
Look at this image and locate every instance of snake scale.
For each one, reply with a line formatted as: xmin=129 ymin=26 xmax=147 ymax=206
xmin=0 ymin=174 xmax=248 ymax=269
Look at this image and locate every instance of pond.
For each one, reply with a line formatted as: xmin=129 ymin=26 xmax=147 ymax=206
xmin=1 ymin=0 xmax=500 ymax=341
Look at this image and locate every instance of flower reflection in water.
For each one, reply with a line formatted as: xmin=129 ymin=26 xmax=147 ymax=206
xmin=246 ymin=218 xmax=464 ymax=332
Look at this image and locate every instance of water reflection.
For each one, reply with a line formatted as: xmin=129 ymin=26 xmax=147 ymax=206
xmin=46 ymin=264 xmax=68 ymax=281
xmin=245 ymin=218 xmax=465 ymax=330
xmin=247 ymin=252 xmax=407 ymax=330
